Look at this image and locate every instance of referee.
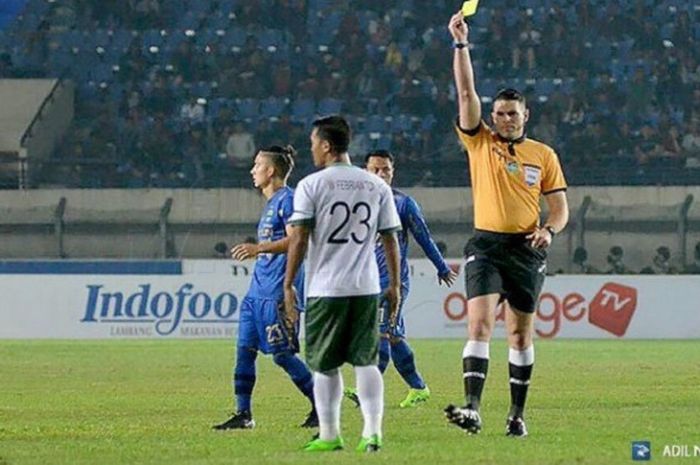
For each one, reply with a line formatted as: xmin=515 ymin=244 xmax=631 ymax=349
xmin=444 ymin=12 xmax=569 ymax=438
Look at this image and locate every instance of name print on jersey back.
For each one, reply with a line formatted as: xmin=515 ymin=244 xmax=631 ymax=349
xmin=290 ymin=164 xmax=401 ymax=298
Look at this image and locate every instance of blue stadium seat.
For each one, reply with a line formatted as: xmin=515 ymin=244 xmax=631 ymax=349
xmin=192 ymin=81 xmax=212 ymax=98
xmin=420 ymin=114 xmax=436 ymax=132
xmin=89 ymin=63 xmax=115 ymax=83
xmin=390 ymin=114 xmax=413 ymax=133
xmin=257 ymin=29 xmax=285 ymax=48
xmin=139 ymin=29 xmax=166 ymax=57
xmin=317 ymin=98 xmax=342 ymax=115
xmin=178 ymin=11 xmax=203 ymax=30
xmin=365 ymin=115 xmax=387 ymax=134
xmin=206 ymin=13 xmax=231 ymax=31
xmin=374 ymin=134 xmax=392 ymax=151
xmin=290 ymin=98 xmax=315 ymax=123
xmin=222 ymin=27 xmax=247 ymax=48
xmin=218 ymin=0 xmax=237 ymax=14
xmin=260 ymin=97 xmax=287 ymax=119
xmin=208 ymin=97 xmax=232 ymax=119
xmin=235 ymin=98 xmax=260 ymax=121
xmin=535 ymin=78 xmax=554 ymax=96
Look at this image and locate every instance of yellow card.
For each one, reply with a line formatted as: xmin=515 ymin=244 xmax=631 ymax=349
xmin=462 ymin=0 xmax=480 ymax=18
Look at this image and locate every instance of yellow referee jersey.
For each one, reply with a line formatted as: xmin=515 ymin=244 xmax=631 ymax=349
xmin=456 ymin=120 xmax=567 ymax=234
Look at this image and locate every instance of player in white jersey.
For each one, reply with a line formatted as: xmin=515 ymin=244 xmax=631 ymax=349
xmin=283 ymin=115 xmax=402 ymax=453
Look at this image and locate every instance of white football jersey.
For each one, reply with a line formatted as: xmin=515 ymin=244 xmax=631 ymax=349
xmin=289 ymin=162 xmax=401 ymax=297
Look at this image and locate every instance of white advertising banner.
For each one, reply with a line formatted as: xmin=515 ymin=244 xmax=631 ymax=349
xmin=405 ymin=260 xmax=700 ymax=339
xmin=0 ymin=259 xmax=699 ymax=339
xmin=0 ymin=260 xmax=251 ymax=339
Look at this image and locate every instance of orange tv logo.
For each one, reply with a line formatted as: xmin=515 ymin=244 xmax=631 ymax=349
xmin=588 ymin=283 xmax=638 ymax=337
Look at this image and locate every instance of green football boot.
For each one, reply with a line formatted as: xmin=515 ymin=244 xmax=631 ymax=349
xmin=343 ymin=387 xmax=361 ymax=408
xmin=356 ymin=434 xmax=382 ymax=453
xmin=302 ymin=436 xmax=344 ymax=452
xmin=399 ymin=386 xmax=431 ymax=408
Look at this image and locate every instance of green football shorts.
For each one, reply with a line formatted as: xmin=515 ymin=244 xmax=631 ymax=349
xmin=305 ymin=294 xmax=380 ymax=372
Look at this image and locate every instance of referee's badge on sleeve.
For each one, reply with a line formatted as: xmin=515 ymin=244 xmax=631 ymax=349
xmin=523 ymin=165 xmax=541 ymax=187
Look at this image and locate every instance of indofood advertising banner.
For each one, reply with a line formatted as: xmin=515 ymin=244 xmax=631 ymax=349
xmin=0 ymin=260 xmax=250 ymax=339
xmin=0 ymin=260 xmax=698 ymax=339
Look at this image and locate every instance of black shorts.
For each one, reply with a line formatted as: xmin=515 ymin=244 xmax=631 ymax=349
xmin=463 ymin=230 xmax=547 ymax=313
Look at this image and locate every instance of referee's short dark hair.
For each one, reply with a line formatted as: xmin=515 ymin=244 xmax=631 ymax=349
xmin=364 ymin=149 xmax=394 ymax=165
xmin=494 ymin=88 xmax=527 ymax=106
xmin=312 ymin=115 xmax=351 ymax=154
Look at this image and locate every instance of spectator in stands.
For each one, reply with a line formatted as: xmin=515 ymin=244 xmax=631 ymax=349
xmin=512 ymin=15 xmax=541 ymax=72
xmin=385 ymin=42 xmax=404 ymax=74
xmin=180 ymin=124 xmax=207 ymax=184
xmin=226 ymin=123 xmax=256 ymax=168
xmin=129 ymin=0 xmax=161 ymax=30
xmin=118 ymin=40 xmax=147 ymax=83
xmin=640 ymin=246 xmax=678 ymax=274
xmin=606 ymin=245 xmax=632 ymax=274
xmin=681 ymin=120 xmax=700 ymax=168
xmin=172 ymin=41 xmax=196 ymax=82
xmin=144 ymin=73 xmax=175 ymax=117
xmin=562 ymin=97 xmax=586 ymax=128
xmin=572 ymin=246 xmax=599 ymax=274
xmin=635 ymin=123 xmax=664 ymax=167
xmin=683 ymin=242 xmax=700 ymax=274
xmin=628 ymin=68 xmax=656 ymax=115
xmin=142 ymin=117 xmax=178 ymax=180
xmin=532 ymin=114 xmax=557 ymax=145
xmin=5 ymin=0 xmax=699 ymax=188
xmin=119 ymin=88 xmax=143 ymax=117
xmin=659 ymin=122 xmax=683 ymax=164
xmin=179 ymin=94 xmax=205 ymax=124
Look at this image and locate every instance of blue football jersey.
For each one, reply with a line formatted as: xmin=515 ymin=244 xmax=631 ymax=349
xmin=376 ymin=189 xmax=451 ymax=291
xmin=247 ymin=186 xmax=304 ymax=303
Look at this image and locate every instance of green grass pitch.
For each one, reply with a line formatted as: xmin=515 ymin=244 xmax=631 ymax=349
xmin=1 ymin=339 xmax=698 ymax=465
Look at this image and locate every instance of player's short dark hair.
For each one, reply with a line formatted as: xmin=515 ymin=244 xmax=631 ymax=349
xmin=312 ymin=115 xmax=351 ymax=154
xmin=364 ymin=149 xmax=394 ymax=165
xmin=259 ymin=145 xmax=296 ymax=179
xmin=494 ymin=88 xmax=527 ymax=106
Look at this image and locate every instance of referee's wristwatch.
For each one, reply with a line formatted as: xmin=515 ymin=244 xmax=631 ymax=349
xmin=544 ymin=225 xmax=556 ymax=239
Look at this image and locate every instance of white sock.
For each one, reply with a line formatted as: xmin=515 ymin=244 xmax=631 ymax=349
xmin=355 ymin=365 xmax=384 ymax=439
xmin=509 ymin=346 xmax=535 ymax=366
xmin=463 ymin=340 xmax=490 ymax=359
xmin=313 ymin=369 xmax=343 ymax=440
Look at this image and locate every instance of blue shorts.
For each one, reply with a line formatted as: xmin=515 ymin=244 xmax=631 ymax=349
xmin=237 ymin=296 xmax=300 ymax=354
xmin=379 ymin=285 xmax=409 ymax=338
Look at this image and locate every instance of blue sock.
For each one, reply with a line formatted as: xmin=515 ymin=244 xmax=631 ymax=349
xmin=378 ymin=337 xmax=391 ymax=374
xmin=234 ymin=347 xmax=257 ymax=413
xmin=273 ymin=352 xmax=315 ymax=405
xmin=391 ymin=339 xmax=426 ymax=389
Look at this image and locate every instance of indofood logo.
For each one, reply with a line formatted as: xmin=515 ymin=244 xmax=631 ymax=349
xmin=81 ymin=283 xmax=238 ymax=336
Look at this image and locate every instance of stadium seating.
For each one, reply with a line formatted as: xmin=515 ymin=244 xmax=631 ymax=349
xmin=0 ymin=0 xmax=697 ymax=188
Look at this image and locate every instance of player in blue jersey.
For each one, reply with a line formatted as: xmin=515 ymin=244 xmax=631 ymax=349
xmin=213 ymin=145 xmax=317 ymax=430
xmin=345 ymin=149 xmax=458 ymax=408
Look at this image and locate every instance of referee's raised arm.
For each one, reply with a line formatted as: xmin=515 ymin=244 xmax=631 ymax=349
xmin=449 ymin=12 xmax=481 ymax=131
